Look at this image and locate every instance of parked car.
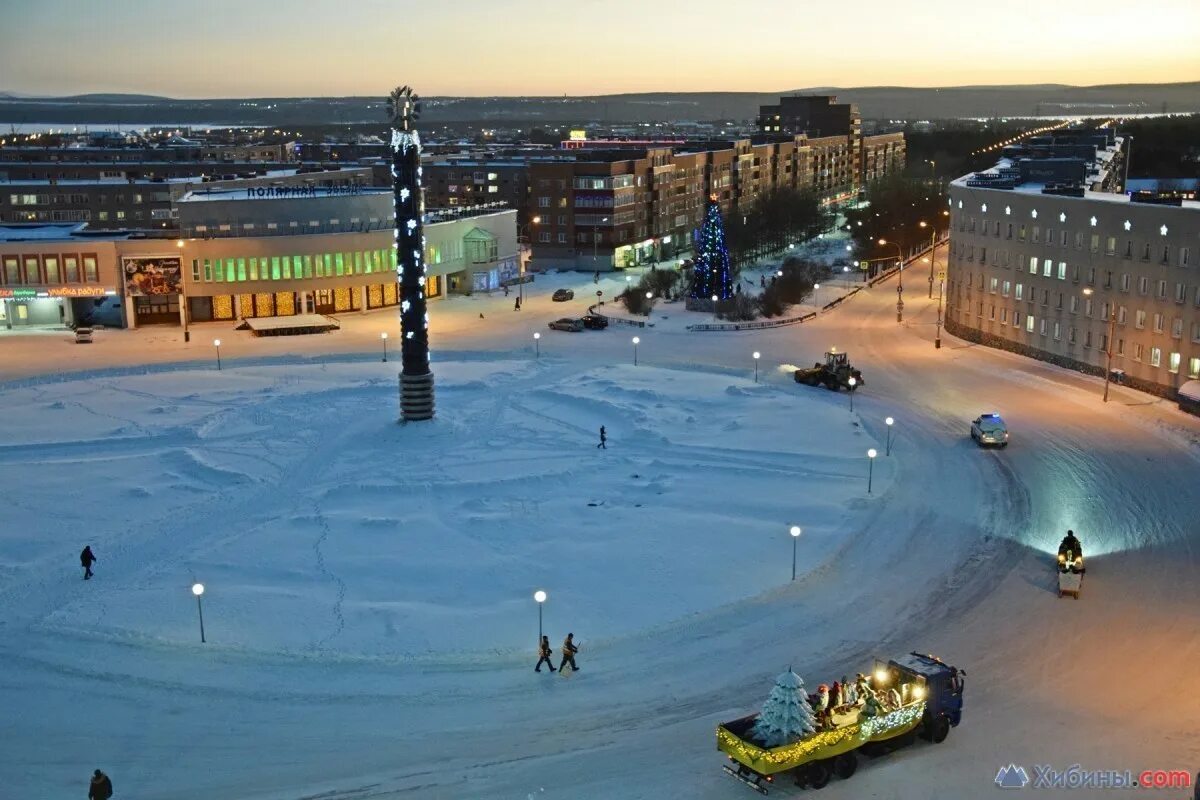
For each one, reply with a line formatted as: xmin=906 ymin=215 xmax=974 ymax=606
xmin=74 ymin=327 xmax=94 ymax=344
xmin=581 ymin=314 xmax=608 ymax=330
xmin=548 ymin=318 xmax=584 ymax=332
xmin=970 ymin=413 xmax=1009 ymax=447
xmin=552 ymin=288 xmax=575 ymax=302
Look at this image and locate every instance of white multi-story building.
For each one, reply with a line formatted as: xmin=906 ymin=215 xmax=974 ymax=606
xmin=946 ymin=129 xmax=1200 ymax=402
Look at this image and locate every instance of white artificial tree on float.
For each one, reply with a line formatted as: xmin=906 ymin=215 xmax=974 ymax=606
xmin=751 ymin=668 xmax=817 ymax=747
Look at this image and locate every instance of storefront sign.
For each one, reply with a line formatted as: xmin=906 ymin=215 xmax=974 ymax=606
xmin=123 ymin=256 xmax=182 ymax=296
xmin=0 ymin=288 xmax=38 ymax=299
xmin=244 ymin=185 xmax=363 ymax=199
xmin=48 ymin=286 xmax=111 ymax=298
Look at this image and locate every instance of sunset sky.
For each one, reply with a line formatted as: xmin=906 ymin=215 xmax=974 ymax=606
xmin=2 ymin=0 xmax=1198 ymax=97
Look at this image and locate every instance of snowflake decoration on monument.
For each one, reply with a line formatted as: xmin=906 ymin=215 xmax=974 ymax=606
xmin=386 ymin=85 xmax=422 ymax=132
xmin=751 ymin=668 xmax=817 ymax=747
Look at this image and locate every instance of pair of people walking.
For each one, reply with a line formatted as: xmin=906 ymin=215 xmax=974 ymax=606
xmin=535 ymin=633 xmax=580 ymax=673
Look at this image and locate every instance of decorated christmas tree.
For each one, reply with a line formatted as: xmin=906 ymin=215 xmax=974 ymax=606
xmin=751 ymin=669 xmax=818 ymax=747
xmin=689 ymin=194 xmax=734 ymax=301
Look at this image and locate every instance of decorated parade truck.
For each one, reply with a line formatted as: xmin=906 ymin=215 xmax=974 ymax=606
xmin=717 ymin=653 xmax=965 ymax=793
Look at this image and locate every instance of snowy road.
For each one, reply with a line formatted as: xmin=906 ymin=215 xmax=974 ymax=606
xmin=2 ymin=255 xmax=1199 ymax=800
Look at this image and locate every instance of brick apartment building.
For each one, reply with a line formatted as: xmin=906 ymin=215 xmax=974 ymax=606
xmin=525 ymin=131 xmax=884 ymax=271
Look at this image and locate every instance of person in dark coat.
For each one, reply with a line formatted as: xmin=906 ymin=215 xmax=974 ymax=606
xmin=89 ymin=769 xmax=113 ymax=800
xmin=514 ymin=297 xmax=521 ymax=311
xmin=80 ymin=546 xmax=97 ymax=580
xmin=560 ymin=633 xmax=579 ymax=671
xmin=596 ymin=426 xmax=607 ymax=449
xmin=534 ymin=635 xmax=556 ymax=672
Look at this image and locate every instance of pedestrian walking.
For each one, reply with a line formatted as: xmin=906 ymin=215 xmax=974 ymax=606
xmin=593 ymin=270 xmax=600 ymax=284
xmin=80 ymin=545 xmax=96 ymax=580
xmin=514 ymin=296 xmax=521 ymax=311
xmin=503 ymin=284 xmax=510 ymax=297
xmin=596 ymin=426 xmax=607 ymax=449
xmin=534 ymin=635 xmax=556 ymax=672
xmin=760 ymin=275 xmax=766 ymax=288
xmin=88 ymin=769 xmax=113 ymax=800
xmin=559 ymin=632 xmax=579 ymax=672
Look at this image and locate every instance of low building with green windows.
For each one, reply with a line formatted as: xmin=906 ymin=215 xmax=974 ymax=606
xmin=171 ymin=188 xmax=518 ymax=324
xmin=0 ymin=194 xmax=518 ymax=328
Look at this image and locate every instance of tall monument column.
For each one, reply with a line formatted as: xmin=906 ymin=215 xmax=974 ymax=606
xmin=388 ymin=85 xmax=434 ymax=422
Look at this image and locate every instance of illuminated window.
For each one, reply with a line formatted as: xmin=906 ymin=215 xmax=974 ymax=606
xmin=248 ymin=258 xmax=258 ymax=281
xmin=64 ymin=256 xmax=80 ymax=282
xmin=354 ymin=251 xmax=363 ymax=274
xmin=1168 ymin=352 xmax=1181 ymax=373
xmin=191 ymin=259 xmax=200 ymax=281
xmin=1025 ymin=315 xmax=1035 ymax=333
xmin=335 ymin=253 xmax=345 ymax=276
xmin=237 ymin=258 xmax=247 ymax=281
xmin=1149 ymin=347 xmax=1161 ymax=368
xmin=282 ymin=256 xmax=293 ymax=280
xmin=1188 ymin=357 xmax=1200 ymax=379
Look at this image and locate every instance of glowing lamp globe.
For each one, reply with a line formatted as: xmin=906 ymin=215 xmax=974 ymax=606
xmin=192 ymin=583 xmax=205 ymax=597
xmin=533 ymin=590 xmax=546 ymax=603
xmin=868 ymin=448 xmax=877 ymax=459
xmin=790 ymin=526 xmax=801 ymax=538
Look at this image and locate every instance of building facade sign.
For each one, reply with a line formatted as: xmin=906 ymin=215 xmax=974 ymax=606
xmin=244 ymin=185 xmax=363 ymax=199
xmin=0 ymin=286 xmax=113 ymax=299
xmin=123 ymin=256 xmax=182 ymax=296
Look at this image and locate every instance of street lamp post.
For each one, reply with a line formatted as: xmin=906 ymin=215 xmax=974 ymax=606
xmin=592 ymin=216 xmax=609 ymax=273
xmin=213 ymin=338 xmax=222 ymax=371
xmin=935 ymin=276 xmax=945 ymax=349
xmin=878 ymin=239 xmax=904 ymax=323
xmin=517 ymin=216 xmax=541 ymax=306
xmin=632 ymin=336 xmax=640 ymax=366
xmin=867 ymin=448 xmax=877 ymax=493
xmin=848 ymin=376 xmax=857 ymax=412
xmin=534 ymin=589 xmax=547 ymax=641
xmin=711 ymin=294 xmax=719 ymax=324
xmin=381 ymin=331 xmax=388 ymax=363
xmin=885 ymin=416 xmax=894 ymax=455
xmin=176 ymin=239 xmax=190 ymax=342
xmin=919 ymin=220 xmax=938 ymax=299
xmin=753 ymin=351 xmax=760 ymax=383
xmin=813 ymin=282 xmax=821 ymax=311
xmin=533 ymin=331 xmax=540 ymax=359
xmin=191 ymin=582 xmax=206 ymax=643
xmin=1082 ymin=287 xmax=1117 ymax=402
xmin=789 ymin=525 xmax=801 ymax=580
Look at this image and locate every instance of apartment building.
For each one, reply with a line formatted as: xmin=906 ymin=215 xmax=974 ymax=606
xmin=0 ymin=166 xmax=372 ymax=231
xmin=757 ymin=94 xmax=906 ymax=194
xmin=525 ymin=130 xmax=880 ymax=271
xmin=946 ymin=129 xmax=1200 ymax=400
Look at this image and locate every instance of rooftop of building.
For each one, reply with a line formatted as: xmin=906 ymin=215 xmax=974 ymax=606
xmin=0 ymin=223 xmax=144 ymax=242
xmin=0 ymin=165 xmax=372 ymax=187
xmin=177 ymin=184 xmax=390 ymax=203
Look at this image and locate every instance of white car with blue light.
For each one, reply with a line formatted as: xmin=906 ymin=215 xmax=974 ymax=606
xmin=970 ymin=413 xmax=1009 ymax=448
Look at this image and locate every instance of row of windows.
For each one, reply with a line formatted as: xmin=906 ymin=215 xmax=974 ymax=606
xmin=190 ymin=249 xmax=398 ymax=283
xmin=6 ymin=192 xmax=171 ymax=206
xmin=955 ymin=216 xmax=1189 ymax=267
xmin=954 ymin=252 xmax=1200 ymax=306
xmin=953 ymin=302 xmax=1200 ymax=378
xmin=1 ymin=253 xmax=100 ymax=285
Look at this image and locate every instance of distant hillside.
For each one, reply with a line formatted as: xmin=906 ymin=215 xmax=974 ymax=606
xmin=0 ymin=82 xmax=1197 ymax=126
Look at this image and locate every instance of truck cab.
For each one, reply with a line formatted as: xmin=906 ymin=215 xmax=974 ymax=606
xmin=884 ymin=652 xmax=965 ymax=740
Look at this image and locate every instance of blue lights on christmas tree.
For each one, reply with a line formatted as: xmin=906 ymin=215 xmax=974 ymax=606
xmin=689 ymin=194 xmax=733 ymax=301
